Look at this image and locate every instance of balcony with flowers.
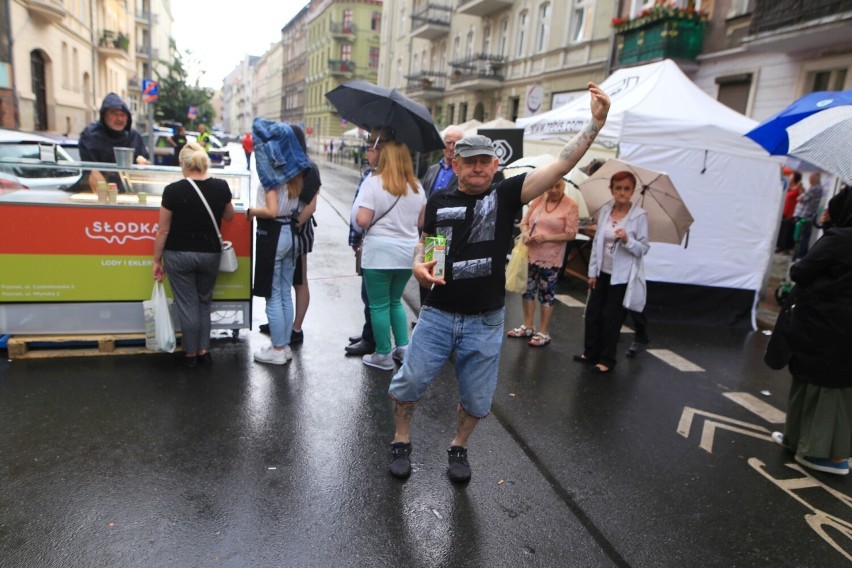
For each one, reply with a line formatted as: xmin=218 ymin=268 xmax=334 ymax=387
xmin=612 ymin=1 xmax=708 ymax=66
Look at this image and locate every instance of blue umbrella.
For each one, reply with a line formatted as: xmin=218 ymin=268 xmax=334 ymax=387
xmin=745 ymin=89 xmax=852 ymax=184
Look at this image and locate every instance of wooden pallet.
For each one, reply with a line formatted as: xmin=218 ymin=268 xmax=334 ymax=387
xmin=6 ymin=333 xmax=170 ymax=360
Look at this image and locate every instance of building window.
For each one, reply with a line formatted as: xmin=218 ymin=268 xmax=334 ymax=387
xmin=369 ymin=47 xmax=379 ymax=68
xmin=371 ymin=11 xmax=381 ymax=31
xmin=342 ymin=10 xmax=353 ymax=33
xmin=715 ymin=73 xmax=752 ymax=114
xmin=536 ymin=3 xmax=551 ymax=52
xmin=460 ymin=102 xmax=468 ymax=122
xmin=448 ymin=104 xmax=455 ymax=124
xmin=516 ymin=11 xmax=528 ymax=57
xmin=453 ymin=36 xmax=460 ymax=61
xmin=482 ymin=25 xmax=491 ymax=55
xmin=466 ymin=31 xmax=474 ymax=58
xmin=342 ymin=44 xmax=351 ymax=61
xmin=808 ymin=68 xmax=848 ymax=92
xmin=571 ymin=0 xmax=593 ymax=43
xmin=509 ymin=96 xmax=520 ymax=122
xmin=499 ymin=19 xmax=509 ymax=56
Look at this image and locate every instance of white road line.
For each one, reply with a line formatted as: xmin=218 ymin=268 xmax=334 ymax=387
xmin=723 ymin=392 xmax=786 ymax=424
xmin=648 ymin=349 xmax=705 ymax=372
xmin=555 ymin=294 xmax=586 ymax=308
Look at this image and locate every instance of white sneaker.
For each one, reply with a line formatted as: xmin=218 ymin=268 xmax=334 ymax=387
xmin=254 ymin=345 xmax=292 ymax=365
xmin=392 ymin=345 xmax=407 ymax=364
xmin=362 ymin=352 xmax=394 ymax=370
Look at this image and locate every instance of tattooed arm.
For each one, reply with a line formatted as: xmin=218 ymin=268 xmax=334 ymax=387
xmin=521 ymin=83 xmax=610 ymax=204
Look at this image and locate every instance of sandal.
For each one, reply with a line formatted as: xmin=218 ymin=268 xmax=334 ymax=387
xmin=528 ymin=332 xmax=551 ymax=347
xmin=507 ymin=324 xmax=535 ymax=338
xmin=572 ymin=354 xmax=594 ymax=364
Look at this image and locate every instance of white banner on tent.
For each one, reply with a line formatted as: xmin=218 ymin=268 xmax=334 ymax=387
xmin=518 ymin=60 xmax=785 ymax=327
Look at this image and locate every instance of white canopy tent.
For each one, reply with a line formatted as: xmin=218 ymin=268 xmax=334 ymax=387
xmin=519 ymin=59 xmax=783 ymax=327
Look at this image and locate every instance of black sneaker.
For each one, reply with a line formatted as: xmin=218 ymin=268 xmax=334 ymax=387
xmin=388 ymin=442 xmax=412 ymax=479
xmin=447 ymin=446 xmax=471 ymax=483
xmin=259 ymin=323 xmax=270 ymax=335
xmin=290 ymin=329 xmax=304 ymax=344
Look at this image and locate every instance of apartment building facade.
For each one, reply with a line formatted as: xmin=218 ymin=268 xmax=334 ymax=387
xmin=254 ymin=41 xmax=284 ymax=121
xmin=378 ymin=0 xmax=614 ymax=129
xmin=7 ymin=0 xmax=172 ymax=134
xmin=303 ymin=0 xmax=384 ymax=146
xmin=221 ymin=55 xmax=259 ymax=136
xmin=280 ymin=5 xmax=310 ymax=127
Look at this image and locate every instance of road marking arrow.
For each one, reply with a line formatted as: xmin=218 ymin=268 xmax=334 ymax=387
xmin=677 ymin=406 xmax=770 ymax=453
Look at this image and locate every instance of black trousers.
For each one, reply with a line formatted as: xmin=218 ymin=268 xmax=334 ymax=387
xmin=584 ymin=272 xmax=627 ymax=368
xmin=625 ymin=309 xmax=650 ymax=344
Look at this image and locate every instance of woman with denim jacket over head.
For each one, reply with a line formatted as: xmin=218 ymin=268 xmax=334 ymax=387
xmin=574 ymin=171 xmax=649 ymax=374
xmin=246 ymin=119 xmax=313 ymax=365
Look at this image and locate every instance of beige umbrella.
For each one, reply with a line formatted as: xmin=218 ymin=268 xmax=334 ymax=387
xmin=579 ymin=158 xmax=693 ymax=246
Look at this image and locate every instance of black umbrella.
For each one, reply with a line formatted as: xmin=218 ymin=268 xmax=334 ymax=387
xmin=324 ymin=80 xmax=444 ymax=152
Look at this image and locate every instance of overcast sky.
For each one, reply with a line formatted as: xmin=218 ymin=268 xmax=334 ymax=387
xmin=170 ymin=2 xmax=305 ymax=90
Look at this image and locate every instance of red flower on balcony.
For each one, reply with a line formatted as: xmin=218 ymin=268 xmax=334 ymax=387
xmin=612 ymin=1 xmax=708 ymax=32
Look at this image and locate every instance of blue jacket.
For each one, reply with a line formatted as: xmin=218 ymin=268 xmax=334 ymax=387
xmin=252 ymin=118 xmax=310 ymax=190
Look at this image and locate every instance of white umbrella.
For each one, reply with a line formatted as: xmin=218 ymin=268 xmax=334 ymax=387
xmin=580 ymin=158 xmax=693 ymax=246
xmin=503 ymin=153 xmax=589 ymax=218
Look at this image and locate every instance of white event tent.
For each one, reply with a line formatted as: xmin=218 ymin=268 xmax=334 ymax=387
xmin=518 ymin=59 xmax=783 ymax=328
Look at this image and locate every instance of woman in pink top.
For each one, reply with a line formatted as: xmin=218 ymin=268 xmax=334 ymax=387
xmin=507 ymin=178 xmax=579 ymax=347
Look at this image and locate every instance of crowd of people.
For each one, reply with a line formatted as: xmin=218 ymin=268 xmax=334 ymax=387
xmin=84 ymin=89 xmax=847 ymax=482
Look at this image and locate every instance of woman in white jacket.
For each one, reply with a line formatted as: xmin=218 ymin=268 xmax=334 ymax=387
xmin=574 ymin=171 xmax=649 ymax=373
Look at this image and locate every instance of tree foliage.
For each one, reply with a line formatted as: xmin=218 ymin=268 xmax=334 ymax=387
xmin=154 ymin=43 xmax=215 ymax=129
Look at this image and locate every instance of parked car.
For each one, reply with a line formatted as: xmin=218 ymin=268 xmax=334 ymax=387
xmin=36 ymin=132 xmax=81 ymax=161
xmin=147 ymin=128 xmax=231 ymax=168
xmin=0 ymin=129 xmax=82 ymax=190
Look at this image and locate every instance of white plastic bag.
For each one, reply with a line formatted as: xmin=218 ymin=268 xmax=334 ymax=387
xmin=144 ymin=281 xmax=176 ymax=352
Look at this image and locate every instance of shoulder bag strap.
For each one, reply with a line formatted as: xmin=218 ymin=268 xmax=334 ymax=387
xmin=186 ymin=177 xmax=224 ymax=244
xmin=364 ymin=196 xmax=401 ymax=237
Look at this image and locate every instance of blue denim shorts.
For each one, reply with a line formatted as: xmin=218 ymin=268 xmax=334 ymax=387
xmin=388 ymin=305 xmax=505 ymax=418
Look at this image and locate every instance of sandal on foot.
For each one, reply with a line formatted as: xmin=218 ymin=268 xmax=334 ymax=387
xmin=529 ymin=332 xmax=551 ymax=347
xmin=573 ymin=354 xmax=594 ymax=364
xmin=594 ymin=364 xmax=612 ymax=374
xmin=507 ymin=325 xmax=535 ymax=338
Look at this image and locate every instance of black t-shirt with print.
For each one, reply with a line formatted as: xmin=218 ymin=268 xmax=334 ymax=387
xmin=423 ymin=172 xmax=525 ymax=314
xmin=161 ymin=177 xmax=232 ymax=253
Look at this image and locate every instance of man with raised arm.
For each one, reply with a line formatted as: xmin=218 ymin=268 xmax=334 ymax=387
xmin=386 ymin=83 xmax=610 ymax=483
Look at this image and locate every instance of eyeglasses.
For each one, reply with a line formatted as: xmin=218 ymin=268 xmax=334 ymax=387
xmin=367 ymin=138 xmax=389 ymax=149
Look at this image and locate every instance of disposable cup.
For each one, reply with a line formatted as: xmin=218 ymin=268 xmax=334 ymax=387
xmin=114 ymin=147 xmax=134 ymax=168
xmin=137 ymin=192 xmax=148 ymax=204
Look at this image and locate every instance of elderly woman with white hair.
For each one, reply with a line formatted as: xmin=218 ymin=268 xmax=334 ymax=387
xmin=153 ymin=142 xmax=235 ymax=367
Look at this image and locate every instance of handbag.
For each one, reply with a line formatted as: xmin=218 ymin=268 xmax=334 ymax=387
xmin=764 ymin=287 xmax=797 ymax=370
xmin=505 ymin=237 xmax=529 ymax=293
xmin=623 ymin=257 xmax=647 ymax=312
xmin=505 ymin=200 xmax=546 ymax=293
xmin=186 ymin=178 xmax=238 ymax=272
xmin=355 ymin=196 xmax=401 ymax=275
xmin=144 ymin=281 xmax=176 ymax=353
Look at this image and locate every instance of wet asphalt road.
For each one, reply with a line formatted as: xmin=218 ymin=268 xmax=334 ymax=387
xmin=1 ymin=155 xmax=849 ymax=567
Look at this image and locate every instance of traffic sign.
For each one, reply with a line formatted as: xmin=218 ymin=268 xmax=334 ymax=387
xmin=142 ymin=79 xmax=158 ymax=103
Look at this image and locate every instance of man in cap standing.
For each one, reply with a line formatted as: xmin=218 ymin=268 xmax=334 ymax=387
xmin=386 ymin=83 xmax=610 ymax=483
